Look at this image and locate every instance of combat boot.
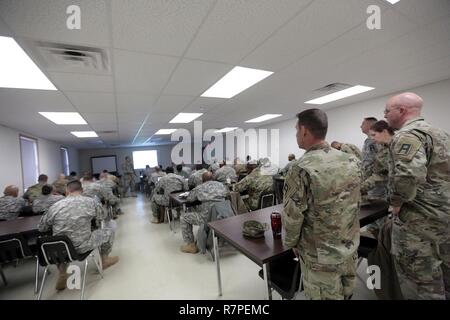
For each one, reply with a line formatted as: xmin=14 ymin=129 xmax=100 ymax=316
xmin=180 ymin=243 xmax=199 ymax=254
xmin=151 ymin=216 xmax=160 ymax=224
xmin=55 ymin=272 xmax=68 ymax=291
xmin=101 ymin=256 xmax=119 ymax=270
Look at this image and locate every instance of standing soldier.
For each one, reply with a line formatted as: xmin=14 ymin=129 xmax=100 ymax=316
xmin=283 ymin=109 xmax=361 ymax=300
xmin=385 ymin=92 xmax=450 ymax=300
xmin=361 ymin=117 xmax=384 ymax=199
xmin=122 ymin=156 xmax=136 ymax=197
xmin=180 ymin=172 xmax=229 ymax=254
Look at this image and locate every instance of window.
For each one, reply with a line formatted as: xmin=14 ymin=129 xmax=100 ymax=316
xmin=132 ymin=150 xmax=158 ymax=169
xmin=20 ymin=135 xmax=39 ymax=191
xmin=60 ymin=147 xmax=70 ymax=176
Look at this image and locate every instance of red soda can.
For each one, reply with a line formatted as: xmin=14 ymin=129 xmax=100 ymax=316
xmin=271 ymin=211 xmax=282 ymax=239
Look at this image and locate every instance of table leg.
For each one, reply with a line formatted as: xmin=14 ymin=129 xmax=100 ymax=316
xmin=212 ymin=229 xmax=222 ymax=296
xmin=263 ymin=263 xmax=272 ymax=300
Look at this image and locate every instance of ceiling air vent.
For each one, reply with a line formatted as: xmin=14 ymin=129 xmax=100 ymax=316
xmin=314 ymin=82 xmax=352 ymax=93
xmin=28 ymin=40 xmax=110 ymax=74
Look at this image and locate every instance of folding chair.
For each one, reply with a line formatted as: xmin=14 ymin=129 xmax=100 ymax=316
xmin=258 ymin=251 xmax=303 ymax=300
xmin=0 ymin=233 xmax=39 ymax=294
xmin=259 ymin=192 xmax=275 ymax=209
xmin=37 ymin=235 xmax=103 ymax=300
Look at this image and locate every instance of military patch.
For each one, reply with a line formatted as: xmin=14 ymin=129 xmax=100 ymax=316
xmin=397 ymin=143 xmax=411 ymax=155
xmin=393 ymin=134 xmax=422 ymax=162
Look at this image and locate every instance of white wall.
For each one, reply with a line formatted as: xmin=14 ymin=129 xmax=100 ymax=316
xmin=0 ymin=124 xmax=79 ymax=194
xmin=78 ymin=144 xmax=175 ymax=175
xmin=262 ymin=78 xmax=450 ymax=168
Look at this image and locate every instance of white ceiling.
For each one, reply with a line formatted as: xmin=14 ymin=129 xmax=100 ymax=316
xmin=0 ymin=0 xmax=449 ymax=149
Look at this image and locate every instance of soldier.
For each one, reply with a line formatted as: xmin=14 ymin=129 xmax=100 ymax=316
xmin=233 ymin=160 xmax=274 ymax=211
xmin=32 ymin=185 xmax=64 ymax=214
xmin=0 ymin=185 xmax=26 ymax=221
xmin=331 ymin=141 xmax=362 ymax=160
xmin=361 ymin=121 xmax=395 ymax=199
xmin=384 ymin=92 xmax=450 ymax=300
xmin=52 ymin=174 xmax=68 ymax=196
xmin=23 ymin=174 xmax=48 ymax=203
xmin=180 ymin=171 xmax=230 ymax=253
xmin=66 ymin=171 xmax=78 ymax=181
xmin=213 ymin=163 xmax=237 ymax=184
xmin=188 ymin=165 xmax=207 ymax=189
xmin=150 ymin=167 xmax=187 ymax=224
xmin=150 ymin=166 xmax=166 ymax=185
xmin=121 ymin=156 xmax=137 ymax=197
xmin=233 ymin=158 xmax=247 ymax=176
xmin=98 ymin=173 xmax=122 ymax=216
xmin=38 ymin=180 xmax=119 ymax=291
xmin=283 ymin=108 xmax=361 ymax=300
xmin=176 ymin=164 xmax=191 ymax=179
xmin=279 ymin=154 xmax=296 ymax=176
xmin=361 ymin=117 xmax=386 ymax=199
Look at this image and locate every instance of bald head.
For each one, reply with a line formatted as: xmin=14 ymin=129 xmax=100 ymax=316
xmin=385 ymin=92 xmax=423 ymax=129
xmin=331 ymin=141 xmax=342 ymax=150
xmin=288 ymin=154 xmax=295 ymax=161
xmin=202 ymin=171 xmax=213 ymax=183
xmin=4 ymin=185 xmax=19 ymax=197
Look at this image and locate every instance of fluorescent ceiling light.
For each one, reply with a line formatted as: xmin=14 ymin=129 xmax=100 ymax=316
xmin=201 ymin=66 xmax=274 ymax=99
xmin=154 ymin=129 xmax=177 ymax=135
xmin=385 ymin=0 xmax=400 ymax=4
xmin=245 ymin=114 xmax=282 ymax=123
xmin=169 ymin=113 xmax=203 ymax=123
xmin=215 ymin=127 xmax=238 ymax=133
xmin=0 ymin=36 xmax=57 ymax=90
xmin=71 ymin=131 xmax=98 ymax=138
xmin=305 ymin=85 xmax=375 ymax=105
xmin=39 ymin=112 xmax=87 ymax=125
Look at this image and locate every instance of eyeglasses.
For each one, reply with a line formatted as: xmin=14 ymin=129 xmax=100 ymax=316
xmin=384 ymin=105 xmax=401 ymax=114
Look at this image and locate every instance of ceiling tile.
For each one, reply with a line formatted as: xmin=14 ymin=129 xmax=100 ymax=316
xmin=116 ymin=94 xmax=157 ymax=113
xmin=111 ymin=0 xmax=214 ymax=56
xmin=65 ymin=92 xmax=116 ymax=113
xmin=113 ymin=49 xmax=179 ymax=94
xmin=0 ymin=0 xmax=111 ymax=47
xmin=49 ymin=73 xmax=114 ymax=92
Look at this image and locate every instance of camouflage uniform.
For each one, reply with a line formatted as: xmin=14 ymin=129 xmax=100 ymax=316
xmin=38 ymin=195 xmax=114 ymax=255
xmin=150 ymin=173 xmax=187 ymax=218
xmin=32 ymin=194 xmax=64 ymax=214
xmin=0 ymin=196 xmax=26 ymax=220
xmin=150 ymin=171 xmax=166 ymax=185
xmin=23 ymin=182 xmax=46 ymax=203
xmin=283 ymin=142 xmax=361 ymax=300
xmin=213 ymin=166 xmax=237 ymax=184
xmin=181 ymin=181 xmax=229 ymax=243
xmin=209 ymin=163 xmax=220 ymax=173
xmin=121 ymin=160 xmax=136 ymax=197
xmin=234 ymin=163 xmax=247 ymax=176
xmin=389 ymin=117 xmax=450 ymax=300
xmin=362 ymin=138 xmax=384 ymax=198
xmin=188 ymin=169 xmax=207 ymax=189
xmin=52 ymin=178 xmax=68 ymax=195
xmin=362 ymin=144 xmax=390 ymax=199
xmin=233 ymin=168 xmax=273 ymax=211
xmin=340 ymin=143 xmax=362 ymax=160
xmin=280 ymin=160 xmax=295 ymax=176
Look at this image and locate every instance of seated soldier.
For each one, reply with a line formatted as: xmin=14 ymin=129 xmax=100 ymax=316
xmin=150 ymin=167 xmax=188 ymax=224
xmin=188 ymin=164 xmax=208 ymax=189
xmin=175 ymin=164 xmax=191 ymax=179
xmin=279 ymin=154 xmax=296 ymax=176
xmin=180 ymin=171 xmax=230 ymax=254
xmin=32 ymin=184 xmax=64 ymax=214
xmin=0 ymin=185 xmax=26 ymax=220
xmin=38 ymin=180 xmax=119 ymax=291
xmin=98 ymin=172 xmax=122 ymax=216
xmin=23 ymin=174 xmax=48 ymax=203
xmin=150 ymin=166 xmax=166 ymax=185
xmin=233 ymin=159 xmax=275 ymax=211
xmin=213 ymin=162 xmax=237 ymax=184
xmin=52 ymin=173 xmax=69 ymax=196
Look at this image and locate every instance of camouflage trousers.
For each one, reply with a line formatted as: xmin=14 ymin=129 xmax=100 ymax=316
xmin=80 ymin=228 xmax=115 ymax=256
xmin=180 ymin=210 xmax=207 ymax=244
xmin=299 ymin=253 xmax=358 ymax=300
xmin=122 ymin=174 xmax=135 ymax=197
xmin=392 ymin=216 xmax=450 ymax=300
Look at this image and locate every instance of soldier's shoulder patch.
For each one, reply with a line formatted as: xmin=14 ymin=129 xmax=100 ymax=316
xmin=392 ymin=134 xmax=422 ymax=162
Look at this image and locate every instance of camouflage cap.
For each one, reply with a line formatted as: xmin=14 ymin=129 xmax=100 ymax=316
xmin=242 ymin=220 xmax=268 ymax=238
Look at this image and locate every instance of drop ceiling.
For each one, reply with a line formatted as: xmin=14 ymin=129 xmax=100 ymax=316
xmin=0 ymin=0 xmax=449 ymax=149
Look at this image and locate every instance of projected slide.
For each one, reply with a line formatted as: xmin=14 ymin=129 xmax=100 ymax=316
xmin=91 ymin=155 xmax=117 ymax=174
